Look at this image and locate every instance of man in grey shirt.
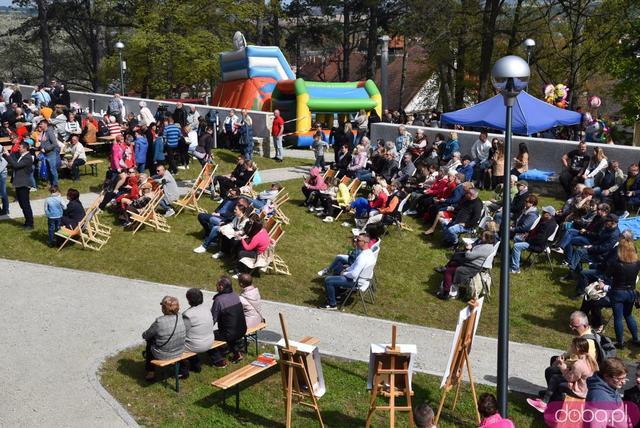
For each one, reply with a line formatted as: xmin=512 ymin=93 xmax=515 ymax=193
xmin=154 ymin=164 xmax=180 ymax=217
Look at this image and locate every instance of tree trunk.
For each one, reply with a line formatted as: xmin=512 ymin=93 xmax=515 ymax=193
xmin=365 ymin=4 xmax=378 ymax=80
xmin=399 ymin=37 xmax=408 ymax=111
xmin=256 ymin=0 xmax=264 ymax=45
xmin=454 ymin=42 xmax=466 ymax=109
xmin=272 ymin=0 xmax=280 ymax=46
xmin=478 ymin=0 xmax=502 ymax=101
xmin=36 ymin=0 xmax=52 ymax=84
xmin=438 ymin=63 xmax=454 ymax=112
xmin=84 ymin=0 xmax=102 ymax=91
xmin=342 ymin=1 xmax=351 ymax=81
xmin=506 ymin=0 xmax=524 ymax=53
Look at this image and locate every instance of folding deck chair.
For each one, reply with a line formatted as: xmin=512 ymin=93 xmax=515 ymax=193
xmin=175 ymin=162 xmax=218 ymax=215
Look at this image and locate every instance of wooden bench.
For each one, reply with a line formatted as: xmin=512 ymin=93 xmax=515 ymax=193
xmin=151 ymin=340 xmax=226 ymax=392
xmin=83 ymin=159 xmax=103 ymax=177
xmin=243 ymin=322 xmax=267 ymax=355
xmin=212 ymin=336 xmax=319 ymax=413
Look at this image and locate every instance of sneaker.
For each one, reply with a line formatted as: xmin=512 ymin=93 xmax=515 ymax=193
xmin=318 ymin=304 xmax=337 ymax=310
xmin=164 ymin=208 xmax=175 ymax=218
xmin=213 ymin=359 xmax=228 ymax=368
xmin=510 ymin=269 xmax=521 ymax=274
xmin=122 ymin=221 xmax=132 ymax=228
xmin=317 ymin=268 xmax=328 ymax=277
xmin=29 ymin=187 xmax=37 ymax=192
xmin=323 ymin=216 xmax=334 ymax=223
xmin=177 ymin=165 xmax=186 ymax=170
xmin=341 ymin=221 xmax=351 ymax=227
xmin=527 ymin=398 xmax=547 ymax=413
xmin=404 ymin=209 xmax=417 ymax=216
xmin=232 ymin=273 xmax=239 ymax=280
xmin=434 ymin=266 xmax=447 ymax=274
xmin=551 ymin=247 xmax=564 ymax=254
xmin=316 ymin=211 xmax=325 ymax=217
xmin=308 ymin=207 xmax=315 ymax=213
xmin=231 ymin=352 xmax=244 ymax=363
xmin=621 ymin=211 xmax=630 ymax=219
xmin=193 ymin=245 xmax=207 ymax=254
xmin=212 ymin=251 xmax=224 ymax=259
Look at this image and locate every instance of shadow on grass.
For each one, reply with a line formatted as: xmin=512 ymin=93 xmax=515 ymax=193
xmin=521 ymin=303 xmax=575 ymax=332
xmin=116 ymin=358 xmax=153 ymax=388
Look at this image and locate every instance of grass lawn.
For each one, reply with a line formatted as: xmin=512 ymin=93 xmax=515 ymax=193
xmin=100 ymin=345 xmax=543 ymax=427
xmin=3 ymin=153 xmax=639 ymax=359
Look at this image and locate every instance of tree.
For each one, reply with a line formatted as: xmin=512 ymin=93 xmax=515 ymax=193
xmin=609 ymin=11 xmax=640 ymax=123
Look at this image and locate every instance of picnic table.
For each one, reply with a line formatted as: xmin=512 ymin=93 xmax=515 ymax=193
xmin=0 ymin=137 xmax=11 ymax=146
xmin=97 ymin=135 xmax=116 ymax=143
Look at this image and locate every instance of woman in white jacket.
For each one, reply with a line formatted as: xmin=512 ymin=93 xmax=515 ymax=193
xmin=238 ymin=273 xmax=263 ymax=329
xmin=138 ymin=101 xmax=156 ymax=127
xmin=583 ymin=146 xmax=608 ymax=188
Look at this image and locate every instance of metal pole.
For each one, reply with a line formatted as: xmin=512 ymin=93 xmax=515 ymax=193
xmin=119 ymin=50 xmax=125 ymax=95
xmin=524 ymin=51 xmax=531 ymax=92
xmin=497 ymin=101 xmax=513 ymax=417
xmin=379 ymin=35 xmax=390 ymax=112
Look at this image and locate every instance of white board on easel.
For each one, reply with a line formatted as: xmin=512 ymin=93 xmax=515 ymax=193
xmin=367 ymin=343 xmax=417 ymax=391
xmin=440 ymin=297 xmax=484 ymax=388
xmin=275 ymin=338 xmax=326 ymax=398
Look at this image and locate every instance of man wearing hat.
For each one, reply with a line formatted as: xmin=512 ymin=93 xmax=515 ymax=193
xmin=456 ymin=155 xmax=474 ymax=182
xmin=511 ymin=205 xmax=558 ymax=274
xmin=565 ymin=213 xmax=620 ymax=283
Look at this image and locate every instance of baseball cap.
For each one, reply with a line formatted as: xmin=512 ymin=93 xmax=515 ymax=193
xmin=542 ymin=206 xmax=556 ymax=216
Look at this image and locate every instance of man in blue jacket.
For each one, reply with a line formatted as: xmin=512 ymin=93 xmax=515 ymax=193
xmin=565 ymin=214 xmax=620 ymax=280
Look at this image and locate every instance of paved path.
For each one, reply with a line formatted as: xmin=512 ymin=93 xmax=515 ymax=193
xmin=0 ymin=258 xmax=559 ymax=428
xmin=1 ymin=164 xmax=311 ymax=221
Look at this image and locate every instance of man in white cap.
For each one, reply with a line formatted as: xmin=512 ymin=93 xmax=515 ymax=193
xmin=510 ymin=205 xmax=558 ymax=274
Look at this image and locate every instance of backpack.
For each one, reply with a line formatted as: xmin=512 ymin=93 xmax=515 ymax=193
xmin=582 ymin=331 xmax=616 ymax=365
xmin=96 ymin=120 xmax=109 ymax=137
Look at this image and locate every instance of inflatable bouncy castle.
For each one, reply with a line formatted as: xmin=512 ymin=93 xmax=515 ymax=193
xmin=212 ymin=33 xmax=296 ymax=111
xmin=212 ymin=32 xmax=382 ymax=147
xmin=272 ymin=79 xmax=382 ymax=147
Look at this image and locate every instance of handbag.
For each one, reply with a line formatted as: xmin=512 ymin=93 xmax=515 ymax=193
xmin=585 ymin=281 xmax=606 ymax=301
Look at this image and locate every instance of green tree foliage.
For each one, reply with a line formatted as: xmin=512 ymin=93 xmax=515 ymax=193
xmin=608 ymin=5 xmax=640 ymax=123
xmin=100 ymin=0 xmax=255 ymax=98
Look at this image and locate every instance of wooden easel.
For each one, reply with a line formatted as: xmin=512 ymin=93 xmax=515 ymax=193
xmin=278 ymin=313 xmax=324 ymax=428
xmin=435 ymin=300 xmax=481 ymax=425
xmin=365 ymin=325 xmax=414 ymax=428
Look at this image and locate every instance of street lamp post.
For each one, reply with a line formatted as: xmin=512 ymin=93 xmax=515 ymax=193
xmin=115 ymin=41 xmax=125 ymax=95
xmin=523 ymin=39 xmax=535 ymax=92
xmin=523 ymin=38 xmax=536 ymax=65
xmin=491 ymin=55 xmax=530 ymax=418
xmin=379 ymin=35 xmax=390 ymax=112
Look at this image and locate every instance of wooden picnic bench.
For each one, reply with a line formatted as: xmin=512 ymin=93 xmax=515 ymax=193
xmin=83 ymin=159 xmax=103 ymax=176
xmin=212 ymin=335 xmax=319 ymax=413
xmin=151 ymin=323 xmax=268 ymax=392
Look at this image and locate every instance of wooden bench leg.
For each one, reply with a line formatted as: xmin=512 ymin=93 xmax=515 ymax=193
xmin=175 ymin=362 xmax=180 ymax=393
xmin=235 ymin=384 xmax=240 ymax=413
xmin=91 ymin=164 xmax=98 ymax=176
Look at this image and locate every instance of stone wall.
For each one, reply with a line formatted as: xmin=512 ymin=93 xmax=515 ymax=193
xmin=12 ymin=84 xmax=274 ymax=150
xmin=371 ymin=122 xmax=640 ymax=175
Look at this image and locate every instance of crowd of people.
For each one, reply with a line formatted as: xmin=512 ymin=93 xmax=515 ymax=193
xmin=142 ymin=273 xmax=263 ymax=379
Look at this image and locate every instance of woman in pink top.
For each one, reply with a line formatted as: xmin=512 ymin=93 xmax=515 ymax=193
xmin=527 ymin=337 xmax=598 ymax=413
xmin=232 ymin=220 xmax=270 ymax=275
xmin=110 ymin=136 xmax=127 ymax=171
xmin=478 ymin=393 xmax=514 ymax=428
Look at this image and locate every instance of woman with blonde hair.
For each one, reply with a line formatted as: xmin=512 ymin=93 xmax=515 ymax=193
xmin=142 ymin=295 xmax=187 ymax=381
xmin=527 ymin=336 xmax=599 ymax=412
xmin=441 ymin=131 xmax=459 ymax=162
xmin=583 ymin=146 xmax=608 ymax=187
xmin=597 ymin=235 xmax=640 ymax=347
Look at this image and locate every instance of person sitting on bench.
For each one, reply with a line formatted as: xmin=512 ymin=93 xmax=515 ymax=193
xmin=209 ymin=276 xmax=247 ymax=368
xmin=183 ymin=288 xmax=215 ymax=373
xmin=142 ymin=295 xmax=187 ymax=381
xmin=238 ymin=273 xmax=263 ymax=329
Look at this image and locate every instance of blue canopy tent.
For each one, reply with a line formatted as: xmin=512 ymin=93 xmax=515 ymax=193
xmin=440 ymin=91 xmax=582 ymax=134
